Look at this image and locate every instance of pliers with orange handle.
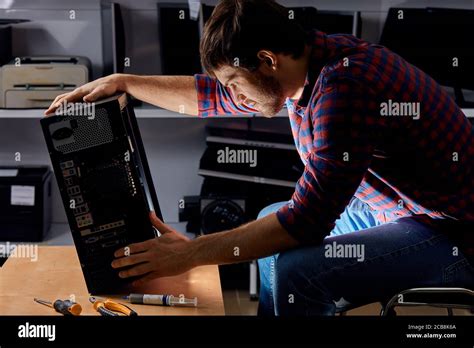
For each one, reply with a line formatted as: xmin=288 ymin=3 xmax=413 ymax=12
xmin=89 ymin=296 xmax=138 ymax=316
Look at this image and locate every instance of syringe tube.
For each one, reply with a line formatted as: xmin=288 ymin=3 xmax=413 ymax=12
xmin=126 ymin=293 xmax=197 ymax=307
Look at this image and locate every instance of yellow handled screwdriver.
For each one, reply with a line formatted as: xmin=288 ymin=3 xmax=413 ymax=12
xmin=34 ymin=298 xmax=82 ymax=316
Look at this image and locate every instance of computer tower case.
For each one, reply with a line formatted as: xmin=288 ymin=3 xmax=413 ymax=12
xmin=40 ymin=94 xmax=162 ymax=294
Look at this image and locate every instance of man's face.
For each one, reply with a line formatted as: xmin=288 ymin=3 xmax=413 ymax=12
xmin=213 ymin=65 xmax=286 ymax=117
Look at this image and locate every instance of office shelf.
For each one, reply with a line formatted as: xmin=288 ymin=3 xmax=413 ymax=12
xmin=0 ymin=107 xmax=288 ymax=119
xmin=0 ymin=107 xmax=472 ymax=119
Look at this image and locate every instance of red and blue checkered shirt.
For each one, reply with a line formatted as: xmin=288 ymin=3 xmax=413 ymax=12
xmin=194 ymin=30 xmax=474 ymax=258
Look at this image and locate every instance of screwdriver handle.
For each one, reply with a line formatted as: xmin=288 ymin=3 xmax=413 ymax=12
xmin=53 ymin=299 xmax=82 ymax=316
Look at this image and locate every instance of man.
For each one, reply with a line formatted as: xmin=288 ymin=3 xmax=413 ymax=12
xmin=46 ymin=0 xmax=474 ymax=316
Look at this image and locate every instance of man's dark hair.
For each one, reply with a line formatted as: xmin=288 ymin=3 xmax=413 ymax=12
xmin=200 ymin=0 xmax=309 ymax=77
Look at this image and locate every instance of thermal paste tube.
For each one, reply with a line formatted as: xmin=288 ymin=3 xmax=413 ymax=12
xmin=127 ymin=294 xmax=197 ymax=307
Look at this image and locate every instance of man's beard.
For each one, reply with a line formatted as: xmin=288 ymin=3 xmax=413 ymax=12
xmin=254 ymin=71 xmax=286 ymax=117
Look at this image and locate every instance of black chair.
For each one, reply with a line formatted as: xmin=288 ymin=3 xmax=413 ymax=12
xmin=380 ymin=287 xmax=474 ymax=316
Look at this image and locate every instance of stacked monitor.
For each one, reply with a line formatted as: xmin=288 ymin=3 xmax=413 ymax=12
xmin=204 ymin=5 xmax=361 ymax=36
xmin=380 ymin=7 xmax=474 ymax=106
xmin=101 ymin=2 xmax=126 ymax=76
xmin=313 ymin=10 xmax=362 ymax=37
xmin=159 ymin=4 xmax=362 ymax=76
xmin=0 ymin=19 xmax=29 ymax=66
xmin=157 ymin=3 xmax=202 ymax=75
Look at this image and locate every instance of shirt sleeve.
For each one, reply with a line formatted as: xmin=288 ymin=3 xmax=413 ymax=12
xmin=276 ymin=77 xmax=380 ymax=244
xmin=194 ymin=74 xmax=259 ymax=117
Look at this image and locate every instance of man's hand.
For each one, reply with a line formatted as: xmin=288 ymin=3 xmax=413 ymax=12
xmin=44 ymin=74 xmax=125 ymax=116
xmin=111 ymin=211 xmax=194 ymax=286
xmin=112 ymin=210 xmax=299 ymax=286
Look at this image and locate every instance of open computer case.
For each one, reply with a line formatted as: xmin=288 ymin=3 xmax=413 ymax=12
xmin=41 ymin=94 xmax=162 ymax=294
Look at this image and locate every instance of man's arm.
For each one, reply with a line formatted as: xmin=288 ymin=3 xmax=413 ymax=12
xmin=111 ymin=211 xmax=298 ymax=284
xmin=121 ymin=75 xmax=200 ymax=115
xmin=191 ymin=213 xmax=299 ymax=266
xmin=45 ymin=73 xmax=257 ymax=117
xmin=45 ymin=74 xmax=200 ymax=116
xmin=194 ymin=74 xmax=259 ymax=117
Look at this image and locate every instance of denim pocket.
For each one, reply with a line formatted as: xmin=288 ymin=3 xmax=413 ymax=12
xmin=443 ymin=258 xmax=474 ymax=286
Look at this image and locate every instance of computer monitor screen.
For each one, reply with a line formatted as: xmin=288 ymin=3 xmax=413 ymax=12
xmin=158 ymin=3 xmax=202 ymax=75
xmin=315 ymin=11 xmax=361 ymax=37
xmin=202 ymin=4 xmax=215 ymax=24
xmin=101 ymin=2 xmax=126 ymax=76
xmin=195 ymin=5 xmax=361 ymax=74
xmin=287 ymin=8 xmax=361 ymax=37
xmin=380 ymin=7 xmax=474 ymax=92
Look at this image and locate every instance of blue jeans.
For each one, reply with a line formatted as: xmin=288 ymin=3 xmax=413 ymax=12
xmin=257 ymin=198 xmax=474 ymax=316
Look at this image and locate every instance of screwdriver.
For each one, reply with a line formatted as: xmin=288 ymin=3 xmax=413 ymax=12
xmin=34 ymin=298 xmax=82 ymax=316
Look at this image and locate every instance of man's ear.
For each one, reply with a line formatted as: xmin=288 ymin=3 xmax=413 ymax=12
xmin=257 ymin=50 xmax=277 ymax=72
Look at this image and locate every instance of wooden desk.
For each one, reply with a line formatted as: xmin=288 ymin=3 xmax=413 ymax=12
xmin=0 ymin=246 xmax=225 ymax=315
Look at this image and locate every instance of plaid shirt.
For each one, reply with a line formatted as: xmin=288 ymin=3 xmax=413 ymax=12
xmin=194 ymin=30 xmax=474 ymax=258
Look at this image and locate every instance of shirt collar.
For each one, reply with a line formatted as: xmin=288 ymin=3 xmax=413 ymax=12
xmin=294 ymin=30 xmax=333 ymax=109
